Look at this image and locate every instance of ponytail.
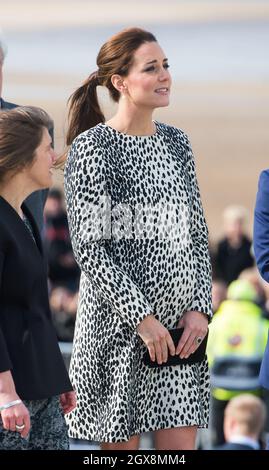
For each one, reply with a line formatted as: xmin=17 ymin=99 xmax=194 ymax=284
xmin=66 ymin=71 xmax=105 ymax=145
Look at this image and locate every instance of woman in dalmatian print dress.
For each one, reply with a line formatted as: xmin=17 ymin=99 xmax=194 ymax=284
xmin=64 ymin=27 xmax=212 ymax=450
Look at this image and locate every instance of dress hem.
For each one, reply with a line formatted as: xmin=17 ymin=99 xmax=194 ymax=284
xmin=68 ymin=419 xmax=209 ymax=443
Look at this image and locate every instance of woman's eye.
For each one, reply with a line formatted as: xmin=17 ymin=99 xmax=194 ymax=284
xmin=144 ymin=63 xmax=170 ymax=73
xmin=144 ymin=66 xmax=155 ymax=72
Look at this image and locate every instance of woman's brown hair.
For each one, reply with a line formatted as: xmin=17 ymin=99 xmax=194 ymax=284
xmin=66 ymin=27 xmax=157 ymax=145
xmin=0 ymin=106 xmax=52 ymax=183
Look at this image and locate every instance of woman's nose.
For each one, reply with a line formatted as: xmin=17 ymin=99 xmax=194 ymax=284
xmin=159 ymin=68 xmax=170 ymax=81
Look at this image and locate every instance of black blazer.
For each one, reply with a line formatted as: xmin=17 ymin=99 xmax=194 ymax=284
xmin=0 ymin=98 xmax=51 ymax=234
xmin=0 ymin=196 xmax=72 ymax=400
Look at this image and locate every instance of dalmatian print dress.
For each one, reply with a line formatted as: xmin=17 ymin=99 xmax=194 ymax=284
xmin=64 ymin=121 xmax=212 ymax=442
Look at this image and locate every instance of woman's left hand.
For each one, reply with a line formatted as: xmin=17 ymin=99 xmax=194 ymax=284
xmin=60 ymin=391 xmax=77 ymax=415
xmin=175 ymin=310 xmax=208 ymax=359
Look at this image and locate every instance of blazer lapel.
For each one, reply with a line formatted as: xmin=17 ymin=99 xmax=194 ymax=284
xmin=22 ymin=202 xmax=43 ymax=256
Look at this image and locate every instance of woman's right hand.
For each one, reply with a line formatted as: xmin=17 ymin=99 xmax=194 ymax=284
xmin=136 ymin=314 xmax=175 ymax=365
xmin=0 ymin=370 xmax=31 ymax=439
xmin=0 ymin=394 xmax=30 ymax=438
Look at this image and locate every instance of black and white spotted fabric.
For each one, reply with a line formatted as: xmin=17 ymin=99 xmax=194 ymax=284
xmin=64 ymin=121 xmax=212 ymax=442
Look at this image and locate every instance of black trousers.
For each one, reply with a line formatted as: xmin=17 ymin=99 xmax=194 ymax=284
xmin=209 ymin=396 xmax=228 ymax=447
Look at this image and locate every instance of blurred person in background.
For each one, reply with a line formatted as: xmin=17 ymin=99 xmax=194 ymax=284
xmin=213 ymin=394 xmax=266 ymax=450
xmin=213 ymin=205 xmax=254 ymax=285
xmin=44 ymin=188 xmax=79 ymax=343
xmin=207 ymin=279 xmax=269 ymax=446
xmin=64 ymin=27 xmax=212 ymax=450
xmin=239 ymin=267 xmax=269 ymax=319
xmin=0 ymin=107 xmax=76 ymax=449
xmin=0 ymin=36 xmax=52 ymax=234
xmin=49 ymin=287 xmax=77 ymax=342
xmin=44 ymin=187 xmax=80 ymax=291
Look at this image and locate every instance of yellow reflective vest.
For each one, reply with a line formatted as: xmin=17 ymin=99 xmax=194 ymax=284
xmin=207 ymin=300 xmax=269 ymax=401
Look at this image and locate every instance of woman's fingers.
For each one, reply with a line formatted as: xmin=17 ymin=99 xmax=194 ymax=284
xmin=60 ymin=391 xmax=77 ymax=415
xmin=147 ymin=330 xmax=205 ymax=362
xmin=179 ymin=332 xmax=198 ymax=358
xmin=137 ymin=316 xmax=177 ymax=364
xmin=147 ymin=340 xmax=156 ymax=362
xmin=9 ymin=416 xmax=16 ymax=432
xmin=1 ymin=415 xmax=10 ymax=431
xmin=14 ymin=418 xmax=25 ymax=436
xmin=148 ymin=332 xmax=175 ymax=365
xmin=1 ymin=404 xmax=31 ymax=438
xmin=20 ymin=412 xmax=30 ymax=438
xmin=154 ymin=340 xmax=163 ymax=365
xmin=177 ymin=330 xmax=206 ymax=358
xmin=175 ymin=329 xmax=191 ymax=356
xmin=160 ymin=336 xmax=169 ymax=364
xmin=166 ymin=331 xmax=176 ymax=357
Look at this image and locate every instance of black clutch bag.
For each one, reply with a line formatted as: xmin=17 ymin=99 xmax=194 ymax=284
xmin=143 ymin=328 xmax=208 ymax=368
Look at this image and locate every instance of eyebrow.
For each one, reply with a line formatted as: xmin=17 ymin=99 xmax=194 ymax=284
xmin=144 ymin=58 xmax=168 ymax=65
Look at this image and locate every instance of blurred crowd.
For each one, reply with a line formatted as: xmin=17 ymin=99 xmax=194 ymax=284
xmin=43 ymin=188 xmax=80 ymax=342
xmin=209 ymin=204 xmax=269 ymax=448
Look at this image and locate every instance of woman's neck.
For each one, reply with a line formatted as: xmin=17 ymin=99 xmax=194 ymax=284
xmin=0 ymin=176 xmax=32 ymax=218
xmin=107 ymin=105 xmax=155 ymax=136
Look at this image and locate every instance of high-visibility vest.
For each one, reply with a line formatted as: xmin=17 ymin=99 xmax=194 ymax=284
xmin=207 ymin=300 xmax=269 ymax=401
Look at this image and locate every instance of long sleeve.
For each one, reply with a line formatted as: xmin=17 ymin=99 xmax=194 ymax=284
xmin=0 ymin=250 xmax=13 ymax=372
xmin=64 ymin=132 xmax=153 ymax=331
xmin=254 ymin=170 xmax=269 ymax=283
xmin=183 ymin=134 xmax=212 ymax=318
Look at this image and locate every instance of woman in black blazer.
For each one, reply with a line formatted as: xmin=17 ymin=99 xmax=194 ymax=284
xmin=0 ymin=106 xmax=76 ymax=449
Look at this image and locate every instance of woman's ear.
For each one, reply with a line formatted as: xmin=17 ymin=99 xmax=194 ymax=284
xmin=111 ymin=74 xmax=127 ymax=94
